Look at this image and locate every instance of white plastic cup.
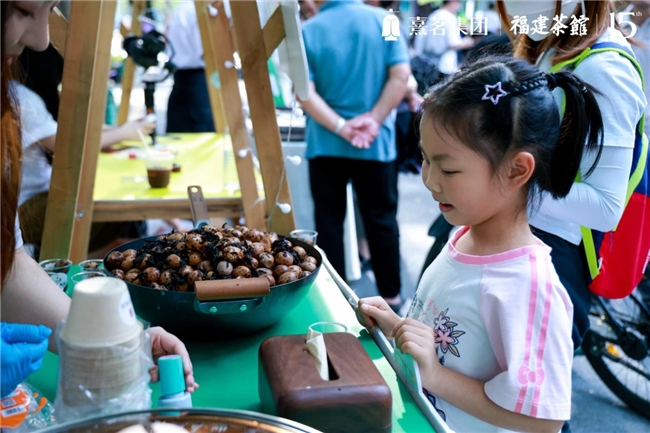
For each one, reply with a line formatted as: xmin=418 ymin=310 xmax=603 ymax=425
xmin=60 ymin=278 xmax=141 ymax=347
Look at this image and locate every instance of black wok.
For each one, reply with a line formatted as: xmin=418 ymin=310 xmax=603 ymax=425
xmin=103 ymin=236 xmax=322 ymax=340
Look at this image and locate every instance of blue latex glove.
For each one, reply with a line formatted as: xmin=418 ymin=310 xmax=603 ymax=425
xmin=1 ymin=323 xmax=51 ymax=398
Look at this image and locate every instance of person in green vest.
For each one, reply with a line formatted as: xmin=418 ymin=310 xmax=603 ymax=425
xmin=498 ymin=0 xmax=646 ymax=351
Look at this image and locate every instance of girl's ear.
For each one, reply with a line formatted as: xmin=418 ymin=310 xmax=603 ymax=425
xmin=505 ymin=151 xmax=535 ymax=189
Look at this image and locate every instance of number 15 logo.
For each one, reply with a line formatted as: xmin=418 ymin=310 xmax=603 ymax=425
xmin=612 ymin=12 xmax=639 ymax=39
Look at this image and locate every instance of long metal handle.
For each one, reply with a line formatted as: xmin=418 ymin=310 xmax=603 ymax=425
xmin=187 ymin=185 xmax=211 ymax=228
xmin=316 ymin=247 xmax=452 ymax=433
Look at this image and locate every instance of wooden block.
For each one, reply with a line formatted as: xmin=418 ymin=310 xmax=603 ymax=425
xmin=259 ymin=333 xmax=392 ymax=433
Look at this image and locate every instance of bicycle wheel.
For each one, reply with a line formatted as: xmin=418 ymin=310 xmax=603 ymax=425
xmin=582 ymin=289 xmax=650 ymax=419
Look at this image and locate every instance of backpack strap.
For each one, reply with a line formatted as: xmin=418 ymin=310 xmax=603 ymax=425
xmin=549 ymin=42 xmax=649 ymax=280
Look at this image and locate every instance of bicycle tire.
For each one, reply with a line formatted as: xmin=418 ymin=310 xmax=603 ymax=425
xmin=582 ymin=291 xmax=650 ymax=419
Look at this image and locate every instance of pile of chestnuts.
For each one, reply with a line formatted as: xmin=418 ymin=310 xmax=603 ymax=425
xmin=104 ymin=225 xmax=319 ymax=292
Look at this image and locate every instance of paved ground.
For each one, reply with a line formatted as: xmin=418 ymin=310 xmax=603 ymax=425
xmin=351 ymin=172 xmax=650 ymax=433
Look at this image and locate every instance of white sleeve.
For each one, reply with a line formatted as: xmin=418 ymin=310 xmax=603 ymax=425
xmin=534 ymin=145 xmax=633 ymax=231
xmin=535 ymin=49 xmax=645 ymax=231
xmin=479 ymin=255 xmax=574 ymax=421
xmin=13 ymin=83 xmax=58 ymax=147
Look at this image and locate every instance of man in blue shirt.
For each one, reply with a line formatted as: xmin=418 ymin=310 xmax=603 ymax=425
xmin=299 ymin=0 xmax=410 ymax=309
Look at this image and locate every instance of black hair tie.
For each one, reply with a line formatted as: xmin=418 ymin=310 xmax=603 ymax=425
xmin=546 ymin=73 xmax=558 ymax=91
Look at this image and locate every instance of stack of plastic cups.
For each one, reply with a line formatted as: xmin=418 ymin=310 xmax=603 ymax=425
xmin=55 ymin=278 xmax=152 ymax=421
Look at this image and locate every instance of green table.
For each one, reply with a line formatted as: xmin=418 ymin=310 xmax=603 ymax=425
xmin=92 ymin=133 xmax=262 ymax=222
xmin=29 ymin=270 xmax=434 ymax=432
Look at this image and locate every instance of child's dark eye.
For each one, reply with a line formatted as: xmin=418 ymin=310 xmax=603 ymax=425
xmin=16 ymin=7 xmax=35 ymax=18
xmin=441 ymin=170 xmax=459 ymax=176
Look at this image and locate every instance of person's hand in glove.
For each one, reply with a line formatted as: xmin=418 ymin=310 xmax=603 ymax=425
xmin=1 ymin=323 xmax=51 ymax=397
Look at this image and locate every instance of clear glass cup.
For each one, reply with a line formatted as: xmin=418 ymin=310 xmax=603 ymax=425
xmin=70 ymin=271 xmax=107 ymax=285
xmin=78 ymin=259 xmax=105 ymax=272
xmin=47 ymin=272 xmax=68 ymax=291
xmin=290 ymin=229 xmax=318 ymax=246
xmin=308 ymin=321 xmax=348 ymax=334
xmin=39 ymin=258 xmax=73 ymax=275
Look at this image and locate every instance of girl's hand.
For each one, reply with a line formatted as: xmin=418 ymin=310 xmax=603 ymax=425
xmin=393 ymin=318 xmax=441 ymax=391
xmin=148 ymin=326 xmax=199 ymax=393
xmin=356 ymin=297 xmax=400 ymax=337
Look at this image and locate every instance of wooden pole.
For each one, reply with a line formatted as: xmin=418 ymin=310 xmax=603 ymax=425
xmin=117 ymin=0 xmax=146 ymax=125
xmin=40 ymin=0 xmax=118 ymax=261
xmin=48 ymin=7 xmax=68 ymax=57
xmin=196 ymin=0 xmax=267 ymax=230
xmin=230 ymin=1 xmax=296 ymax=235
xmin=194 ymin=0 xmax=228 ymax=134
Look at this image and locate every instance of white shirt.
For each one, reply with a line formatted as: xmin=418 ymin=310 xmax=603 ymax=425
xmin=410 ymin=227 xmax=573 ymax=433
xmin=529 ymin=28 xmax=646 ymax=244
xmin=632 ymin=19 xmax=650 ymax=138
xmin=13 ymin=82 xmax=58 ymax=207
xmin=413 ymin=8 xmax=463 ymax=75
xmin=166 ymin=0 xmax=206 ymax=69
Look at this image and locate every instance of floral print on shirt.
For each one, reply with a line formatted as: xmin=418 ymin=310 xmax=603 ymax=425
xmin=433 ymin=309 xmax=465 ymax=359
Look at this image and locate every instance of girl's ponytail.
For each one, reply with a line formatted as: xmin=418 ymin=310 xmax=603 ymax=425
xmin=546 ymin=71 xmax=604 ymax=198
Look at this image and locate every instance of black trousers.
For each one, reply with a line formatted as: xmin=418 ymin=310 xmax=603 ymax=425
xmin=309 ymin=157 xmax=401 ymax=298
xmin=166 ymin=68 xmax=215 ymax=133
xmin=532 ymin=227 xmax=592 ymax=351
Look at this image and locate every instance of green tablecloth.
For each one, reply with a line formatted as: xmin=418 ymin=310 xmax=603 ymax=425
xmin=29 ymin=270 xmax=434 ymax=432
xmin=95 ymin=133 xmax=262 ymax=201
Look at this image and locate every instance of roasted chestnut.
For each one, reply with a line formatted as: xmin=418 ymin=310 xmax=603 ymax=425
xmin=300 ymin=261 xmax=317 ymax=273
xmin=233 ymin=265 xmax=252 ymax=279
xmin=250 ymin=242 xmax=265 ymax=258
xmin=188 ymin=252 xmax=203 ymax=267
xmin=287 ymin=265 xmax=303 ymax=278
xmin=273 ymin=265 xmax=289 ymax=279
xmin=258 ymin=252 xmax=275 ymax=269
xmin=106 ymin=251 xmax=124 ymax=270
xmin=166 ymin=254 xmax=182 ymax=269
xmin=292 ymin=246 xmax=307 ymax=260
xmin=275 ymin=251 xmax=294 ymax=266
xmin=143 ymin=267 xmax=161 ymax=283
xmin=160 ymin=270 xmax=173 ymax=285
xmin=217 ymin=261 xmax=233 ymax=276
xmin=111 ymin=269 xmax=125 ymax=279
xmin=278 ymin=271 xmax=299 ymax=285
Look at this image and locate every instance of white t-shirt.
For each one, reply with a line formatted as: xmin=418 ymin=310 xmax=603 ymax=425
xmin=13 ymin=82 xmax=58 ymax=206
xmin=408 ymin=227 xmax=574 ymax=433
xmin=529 ymin=28 xmax=646 ymax=244
xmin=166 ymin=0 xmax=206 ymax=70
xmin=413 ymin=8 xmax=463 ymax=75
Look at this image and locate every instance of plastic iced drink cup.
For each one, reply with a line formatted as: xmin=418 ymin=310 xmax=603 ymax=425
xmin=145 ymin=150 xmax=174 ymax=188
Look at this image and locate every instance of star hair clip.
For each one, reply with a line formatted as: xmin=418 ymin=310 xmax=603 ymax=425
xmin=481 ymin=81 xmax=509 ymax=105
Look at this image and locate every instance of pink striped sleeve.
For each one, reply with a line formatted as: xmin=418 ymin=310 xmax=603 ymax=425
xmin=479 ymin=252 xmax=574 ymax=421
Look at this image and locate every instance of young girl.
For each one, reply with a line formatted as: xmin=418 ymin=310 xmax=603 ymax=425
xmin=357 ymin=56 xmax=605 ymax=432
